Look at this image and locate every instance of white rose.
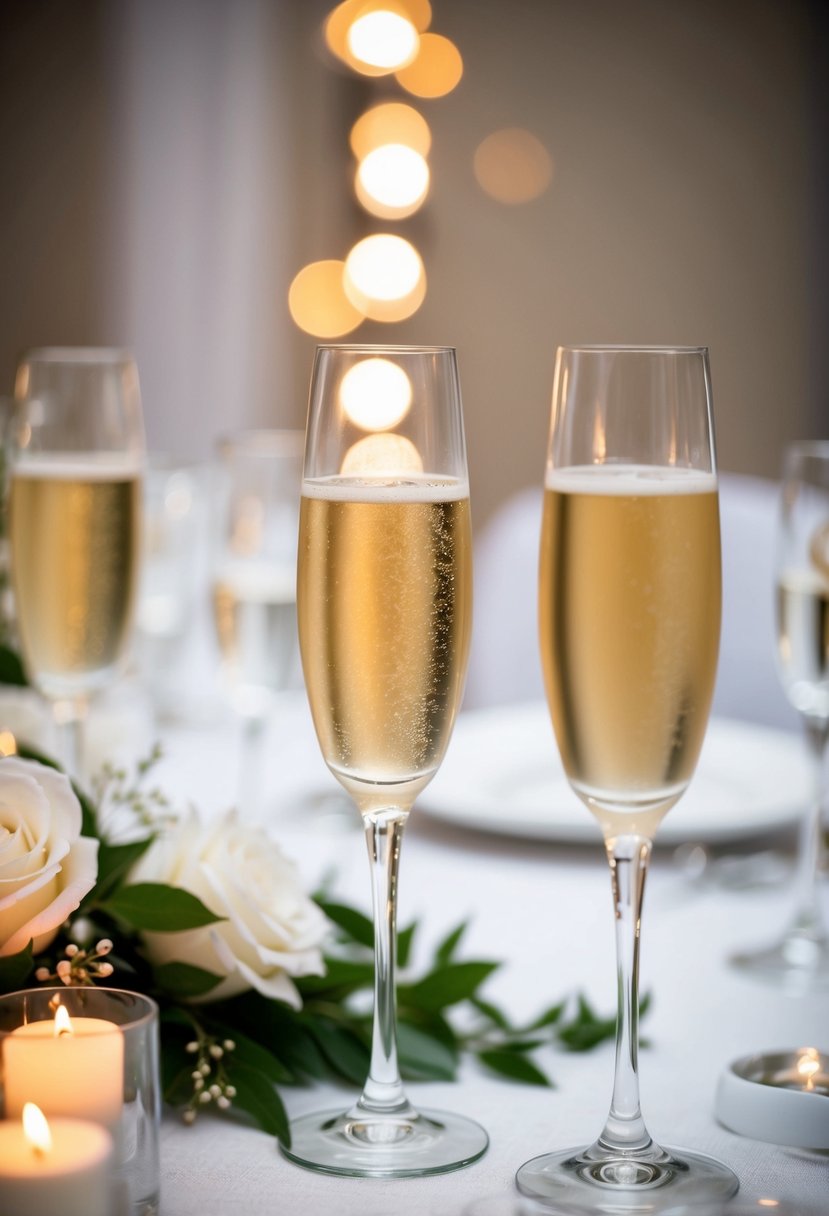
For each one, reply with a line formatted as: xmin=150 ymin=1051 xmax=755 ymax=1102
xmin=0 ymin=757 xmax=99 ymax=957
xmin=129 ymin=809 xmax=329 ymax=1006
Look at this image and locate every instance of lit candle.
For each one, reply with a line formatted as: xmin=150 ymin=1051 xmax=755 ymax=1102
xmin=0 ymin=1102 xmax=113 ymax=1216
xmin=768 ymin=1046 xmax=829 ymax=1096
xmin=3 ymin=999 xmax=123 ymax=1128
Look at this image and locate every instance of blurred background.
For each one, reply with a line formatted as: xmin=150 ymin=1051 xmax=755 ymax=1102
xmin=0 ymin=0 xmax=826 ymax=531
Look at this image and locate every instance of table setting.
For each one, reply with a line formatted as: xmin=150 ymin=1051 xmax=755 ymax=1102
xmin=0 ymin=341 xmax=827 ymax=1216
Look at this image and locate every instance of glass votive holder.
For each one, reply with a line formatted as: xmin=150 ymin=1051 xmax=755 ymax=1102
xmin=0 ymin=987 xmax=160 ymax=1216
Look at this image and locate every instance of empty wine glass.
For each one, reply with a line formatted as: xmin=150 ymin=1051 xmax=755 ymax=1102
xmin=284 ymin=344 xmax=487 ymax=1176
xmin=731 ymin=440 xmax=829 ymax=987
xmin=210 ymin=430 xmax=303 ymax=818
xmin=8 ymin=348 xmax=144 ymax=776
xmin=519 ymin=346 xmax=738 ymax=1211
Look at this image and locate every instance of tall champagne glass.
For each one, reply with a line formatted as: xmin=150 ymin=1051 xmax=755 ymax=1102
xmin=732 ymin=440 xmax=829 ymax=986
xmin=519 ymin=346 xmax=738 ymax=1210
xmin=9 ymin=349 xmax=144 ymax=777
xmin=211 ymin=430 xmax=303 ymax=818
xmin=285 ymin=345 xmax=487 ymax=1176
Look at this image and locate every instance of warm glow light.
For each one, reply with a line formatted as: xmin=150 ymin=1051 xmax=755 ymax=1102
xmin=796 ymin=1047 xmax=821 ymax=1088
xmin=396 ymin=31 xmax=463 ymax=98
xmin=757 ymin=1202 xmax=780 ymax=1209
xmin=348 ymin=10 xmax=418 ymax=71
xmin=325 ymin=0 xmax=431 ymax=77
xmin=342 ymin=433 xmax=424 ymax=476
xmin=288 ymin=259 xmax=365 ymax=338
xmin=340 ymin=358 xmax=413 ymax=431
xmin=810 ymin=521 xmax=829 ymax=579
xmin=356 ymin=144 xmax=430 ymax=219
xmin=344 ymin=234 xmax=426 ymax=322
xmin=0 ymin=729 xmax=17 ymax=756
xmin=23 ymin=1103 xmax=52 ymax=1155
xmin=474 ymin=128 xmax=554 ymax=204
xmin=54 ymin=1003 xmax=73 ymax=1037
xmin=350 ymin=102 xmax=431 ymax=160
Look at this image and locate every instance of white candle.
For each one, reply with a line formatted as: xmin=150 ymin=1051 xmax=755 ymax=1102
xmin=3 ymin=1002 xmax=123 ymax=1129
xmin=0 ymin=1103 xmax=113 ymax=1216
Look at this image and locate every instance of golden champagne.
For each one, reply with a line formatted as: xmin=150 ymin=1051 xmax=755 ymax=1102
xmin=298 ymin=477 xmax=472 ymax=810
xmin=10 ymin=455 xmax=142 ymax=697
xmin=539 ymin=465 xmax=721 ymax=835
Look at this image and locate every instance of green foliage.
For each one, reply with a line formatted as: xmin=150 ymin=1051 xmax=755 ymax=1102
xmin=0 ymin=731 xmax=654 ymax=1148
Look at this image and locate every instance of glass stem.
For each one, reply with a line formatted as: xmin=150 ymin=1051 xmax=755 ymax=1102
xmin=52 ymin=697 xmax=87 ymax=781
xmin=355 ymin=806 xmax=412 ymax=1116
xmin=599 ymin=833 xmax=654 ymax=1154
xmin=790 ymin=717 xmax=829 ymax=940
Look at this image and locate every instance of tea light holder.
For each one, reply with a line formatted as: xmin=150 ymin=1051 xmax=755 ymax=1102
xmin=716 ymin=1047 xmax=829 ymax=1149
xmin=0 ymin=988 xmax=160 ymax=1216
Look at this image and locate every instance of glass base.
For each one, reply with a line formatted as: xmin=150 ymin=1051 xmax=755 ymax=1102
xmin=730 ymin=928 xmax=829 ymax=991
xmin=516 ymin=1140 xmax=739 ymax=1214
xmin=281 ymin=1105 xmax=489 ymax=1178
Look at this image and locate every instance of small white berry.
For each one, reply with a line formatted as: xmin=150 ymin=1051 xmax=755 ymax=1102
xmin=217 ymin=1095 xmax=231 ymax=1110
xmin=97 ymin=962 xmax=114 ymax=978
xmin=224 ymin=1085 xmax=237 ymax=1098
xmin=56 ymin=960 xmax=71 ymax=977
xmin=35 ymin=967 xmax=51 ymax=982
xmin=65 ymin=944 xmax=79 ymax=958
xmin=199 ymin=1091 xmax=212 ymax=1105
xmin=222 ymin=1039 xmax=236 ymax=1052
xmin=185 ymin=1041 xmax=199 ymax=1053
xmin=96 ymin=939 xmax=113 ymax=955
xmin=200 ymin=1062 xmax=211 ymax=1077
xmin=209 ymin=1044 xmax=223 ymax=1060
xmin=182 ymin=1109 xmax=197 ymax=1125
xmin=209 ymin=1084 xmax=221 ymax=1098
xmin=193 ymin=1076 xmax=204 ymax=1091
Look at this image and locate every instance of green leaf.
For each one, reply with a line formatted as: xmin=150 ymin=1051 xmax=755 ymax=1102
xmin=316 ymin=900 xmax=373 ymax=949
xmin=101 ymin=883 xmax=224 ymax=932
xmin=210 ymin=1026 xmax=293 ymax=1085
xmin=87 ymin=837 xmax=154 ymax=905
xmin=0 ymin=941 xmax=34 ymax=993
xmin=399 ymin=961 xmax=498 ymax=1012
xmin=308 ymin=1019 xmax=370 ymax=1086
xmin=435 ymin=921 xmax=467 ymax=965
xmin=397 ymin=920 xmax=416 ymax=968
xmin=221 ymin=992 xmax=325 ymax=1080
xmin=525 ymin=1000 xmax=566 ymax=1031
xmin=397 ymin=1021 xmax=457 ymax=1081
xmin=0 ymin=645 xmax=27 ymax=686
xmin=228 ymin=1061 xmax=291 ymax=1145
xmin=478 ymin=1049 xmax=552 ymax=1087
xmin=154 ymin=961 xmax=224 ymax=999
xmin=470 ymin=995 xmax=512 ymax=1032
xmin=298 ymin=957 xmax=375 ymax=998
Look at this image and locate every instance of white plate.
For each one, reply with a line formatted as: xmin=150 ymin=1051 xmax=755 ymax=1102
xmin=422 ymin=704 xmax=811 ymax=845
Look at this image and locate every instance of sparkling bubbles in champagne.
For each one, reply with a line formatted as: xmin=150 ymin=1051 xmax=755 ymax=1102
xmin=298 ymin=474 xmax=472 ymax=812
xmin=539 ymin=464 xmax=721 ymax=836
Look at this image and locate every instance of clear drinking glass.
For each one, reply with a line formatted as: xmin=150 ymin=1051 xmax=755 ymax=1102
xmin=731 ymin=440 xmax=829 ymax=987
xmin=519 ymin=346 xmax=738 ymax=1211
xmin=8 ymin=348 xmax=145 ymax=777
xmin=210 ymin=430 xmax=304 ymax=818
xmin=284 ymin=344 xmax=487 ymax=1176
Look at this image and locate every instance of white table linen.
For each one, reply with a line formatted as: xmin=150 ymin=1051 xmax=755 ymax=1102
xmin=145 ymin=700 xmax=828 ymax=1215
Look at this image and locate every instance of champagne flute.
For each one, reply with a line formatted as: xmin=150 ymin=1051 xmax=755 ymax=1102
xmin=731 ymin=440 xmax=829 ymax=986
xmin=8 ymin=348 xmax=144 ymax=777
xmin=519 ymin=346 xmax=738 ymax=1210
xmin=285 ymin=344 xmax=487 ymax=1176
xmin=210 ymin=430 xmax=303 ymax=819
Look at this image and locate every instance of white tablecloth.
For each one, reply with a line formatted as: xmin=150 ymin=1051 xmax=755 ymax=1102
xmin=146 ymin=699 xmax=828 ymax=1216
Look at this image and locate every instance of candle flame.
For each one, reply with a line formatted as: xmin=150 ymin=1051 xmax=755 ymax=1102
xmin=0 ymin=728 xmax=17 ymax=756
xmin=53 ymin=1003 xmax=74 ymax=1038
xmin=23 ymin=1103 xmax=52 ymax=1156
xmin=796 ymin=1046 xmax=820 ymax=1090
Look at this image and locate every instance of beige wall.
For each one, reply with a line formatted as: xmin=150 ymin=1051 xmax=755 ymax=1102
xmin=1 ymin=0 xmax=826 ymax=530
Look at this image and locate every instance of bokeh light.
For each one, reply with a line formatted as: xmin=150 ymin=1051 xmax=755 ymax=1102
xmin=356 ymin=144 xmax=430 ymax=219
xmin=473 ymin=128 xmax=553 ymax=204
xmin=350 ymin=102 xmax=431 ymax=160
xmin=347 ymin=10 xmax=418 ymax=71
xmin=340 ymin=357 xmax=413 ymax=430
xmin=395 ymin=31 xmax=463 ymax=98
xmin=342 ymin=433 xmax=424 ymax=476
xmin=288 ymin=259 xmax=365 ymax=338
xmin=344 ymin=234 xmax=426 ymax=322
xmin=325 ymin=0 xmax=431 ymax=76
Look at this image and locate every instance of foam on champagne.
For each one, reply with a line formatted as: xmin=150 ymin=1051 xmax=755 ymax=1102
xmin=13 ymin=450 xmax=144 ymax=480
xmin=545 ymin=463 xmax=717 ymax=496
xmin=302 ymin=473 xmax=469 ymax=503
